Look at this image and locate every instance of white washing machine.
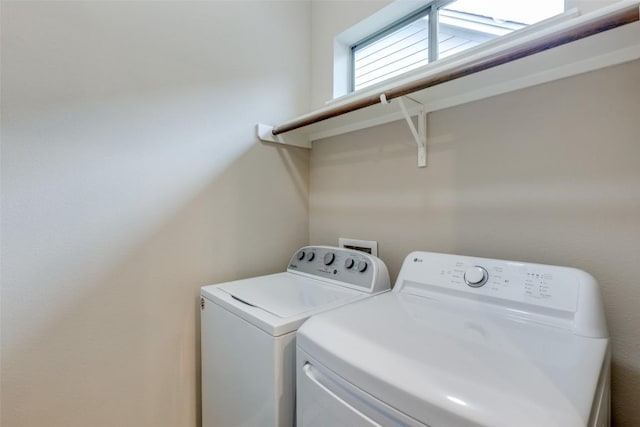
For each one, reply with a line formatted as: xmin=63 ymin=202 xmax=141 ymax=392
xmin=297 ymin=251 xmax=610 ymax=427
xmin=200 ymin=245 xmax=390 ymax=427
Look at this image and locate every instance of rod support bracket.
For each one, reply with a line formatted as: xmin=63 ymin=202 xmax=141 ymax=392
xmin=395 ymin=96 xmax=427 ymax=168
xmin=256 ymin=123 xmax=312 ymax=149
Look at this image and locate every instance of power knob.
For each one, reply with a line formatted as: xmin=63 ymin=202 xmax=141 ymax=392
xmin=464 ymin=266 xmax=488 ymax=287
xmin=324 ymin=252 xmax=335 ymax=266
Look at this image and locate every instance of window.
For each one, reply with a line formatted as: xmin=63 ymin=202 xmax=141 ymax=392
xmin=350 ymin=0 xmax=565 ymax=92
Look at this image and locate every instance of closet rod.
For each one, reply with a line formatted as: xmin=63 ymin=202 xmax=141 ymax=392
xmin=271 ymin=5 xmax=639 ymax=136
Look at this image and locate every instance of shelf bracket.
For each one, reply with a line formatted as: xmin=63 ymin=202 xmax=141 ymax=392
xmin=256 ymin=123 xmax=312 ymax=149
xmin=382 ymin=95 xmax=427 ymax=168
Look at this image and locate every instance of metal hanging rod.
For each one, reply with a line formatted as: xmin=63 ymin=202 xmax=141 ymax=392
xmin=271 ymin=4 xmax=639 ymax=136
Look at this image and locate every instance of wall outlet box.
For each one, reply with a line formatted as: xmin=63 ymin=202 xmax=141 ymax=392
xmin=338 ymin=238 xmax=378 ymax=256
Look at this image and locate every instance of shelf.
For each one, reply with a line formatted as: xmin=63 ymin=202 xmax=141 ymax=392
xmin=257 ymin=3 xmax=640 ymax=167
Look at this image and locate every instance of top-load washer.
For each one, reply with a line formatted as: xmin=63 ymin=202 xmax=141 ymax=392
xmin=297 ymin=251 xmax=610 ymax=427
xmin=200 ymin=245 xmax=390 ymax=427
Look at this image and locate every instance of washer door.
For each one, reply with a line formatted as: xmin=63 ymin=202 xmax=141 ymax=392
xmin=219 ymin=273 xmax=362 ymax=318
xmin=297 ymin=352 xmax=427 ymax=427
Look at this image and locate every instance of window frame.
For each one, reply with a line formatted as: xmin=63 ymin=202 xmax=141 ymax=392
xmin=348 ymin=0 xmax=562 ymax=93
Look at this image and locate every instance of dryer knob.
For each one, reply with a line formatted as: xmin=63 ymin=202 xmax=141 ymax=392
xmin=344 ymin=258 xmax=355 ymax=269
xmin=464 ymin=266 xmax=488 ymax=287
xmin=297 ymin=251 xmax=306 ymax=261
xmin=324 ymin=252 xmax=335 ymax=266
xmin=306 ymin=252 xmax=315 ymax=261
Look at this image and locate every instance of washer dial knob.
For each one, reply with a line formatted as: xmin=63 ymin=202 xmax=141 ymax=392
xmin=464 ymin=266 xmax=488 ymax=287
xmin=357 ymin=261 xmax=368 ymax=273
xmin=344 ymin=258 xmax=355 ymax=269
xmin=306 ymin=252 xmax=315 ymax=262
xmin=297 ymin=251 xmax=306 ymax=261
xmin=324 ymin=252 xmax=335 ymax=266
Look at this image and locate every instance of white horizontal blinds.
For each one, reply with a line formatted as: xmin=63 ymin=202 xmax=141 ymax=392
xmin=354 ymin=16 xmax=430 ymax=91
xmin=438 ymin=9 xmax=525 ymax=59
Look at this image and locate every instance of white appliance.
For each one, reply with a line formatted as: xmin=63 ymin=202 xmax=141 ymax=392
xmin=297 ymin=251 xmax=610 ymax=427
xmin=200 ymin=246 xmax=390 ymax=427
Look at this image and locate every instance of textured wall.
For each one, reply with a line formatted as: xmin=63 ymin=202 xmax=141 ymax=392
xmin=309 ymin=59 xmax=640 ymax=425
xmin=1 ymin=2 xmax=310 ymax=426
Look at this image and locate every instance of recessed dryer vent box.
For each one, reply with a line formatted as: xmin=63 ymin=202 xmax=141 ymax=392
xmin=338 ymin=238 xmax=378 ymax=256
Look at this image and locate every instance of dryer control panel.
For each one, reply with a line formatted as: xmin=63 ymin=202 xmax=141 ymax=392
xmin=394 ymin=251 xmax=607 ymax=338
xmin=288 ymin=246 xmax=390 ymax=294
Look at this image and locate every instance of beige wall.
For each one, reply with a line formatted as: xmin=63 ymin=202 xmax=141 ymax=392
xmin=309 ymin=59 xmax=640 ymax=425
xmin=1 ymin=2 xmax=309 ymax=426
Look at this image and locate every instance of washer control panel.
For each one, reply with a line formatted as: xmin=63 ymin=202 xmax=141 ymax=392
xmin=288 ymin=246 xmax=377 ymax=291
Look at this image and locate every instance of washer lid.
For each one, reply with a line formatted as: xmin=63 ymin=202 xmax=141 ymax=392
xmin=297 ymin=292 xmax=609 ymax=427
xmin=201 ymin=272 xmax=368 ymax=336
xmin=219 ymin=272 xmax=362 ymax=318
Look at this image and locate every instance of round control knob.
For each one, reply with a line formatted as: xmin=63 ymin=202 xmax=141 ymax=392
xmin=306 ymin=252 xmax=315 ymax=262
xmin=324 ymin=252 xmax=335 ymax=266
xmin=297 ymin=251 xmax=305 ymax=261
xmin=357 ymin=260 xmax=368 ymax=273
xmin=344 ymin=258 xmax=355 ymax=269
xmin=464 ymin=266 xmax=488 ymax=287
